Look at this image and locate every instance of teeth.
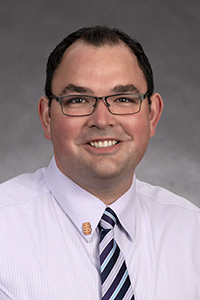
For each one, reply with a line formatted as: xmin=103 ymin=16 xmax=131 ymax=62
xmin=90 ymin=140 xmax=118 ymax=148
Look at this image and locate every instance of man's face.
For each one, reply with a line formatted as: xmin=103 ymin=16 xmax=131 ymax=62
xmin=39 ymin=40 xmax=162 ymax=194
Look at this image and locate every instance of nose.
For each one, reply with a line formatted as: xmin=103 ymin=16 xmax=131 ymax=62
xmin=86 ymin=98 xmax=116 ymax=129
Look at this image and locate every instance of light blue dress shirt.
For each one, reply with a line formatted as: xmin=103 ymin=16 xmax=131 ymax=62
xmin=0 ymin=157 xmax=200 ymax=299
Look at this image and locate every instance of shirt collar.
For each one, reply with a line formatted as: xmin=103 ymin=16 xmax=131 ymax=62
xmin=44 ymin=157 xmax=136 ymax=242
xmin=110 ymin=178 xmax=136 ymax=242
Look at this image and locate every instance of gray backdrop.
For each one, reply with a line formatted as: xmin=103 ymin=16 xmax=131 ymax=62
xmin=0 ymin=0 xmax=199 ymax=207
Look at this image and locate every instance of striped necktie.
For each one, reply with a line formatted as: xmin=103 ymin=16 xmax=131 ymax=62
xmin=99 ymin=207 xmax=135 ymax=300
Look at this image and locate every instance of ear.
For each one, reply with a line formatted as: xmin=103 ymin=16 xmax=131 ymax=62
xmin=149 ymin=93 xmax=163 ymax=138
xmin=38 ymin=96 xmax=52 ymax=140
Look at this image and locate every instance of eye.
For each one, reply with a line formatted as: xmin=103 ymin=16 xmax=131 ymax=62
xmin=70 ymin=97 xmax=86 ymax=104
xmin=116 ymin=97 xmax=131 ymax=103
xmin=116 ymin=97 xmax=137 ymax=103
xmin=62 ymin=96 xmax=88 ymax=105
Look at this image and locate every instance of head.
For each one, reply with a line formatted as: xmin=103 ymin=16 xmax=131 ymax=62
xmin=45 ymin=25 xmax=154 ymax=105
xmin=39 ymin=26 xmax=163 ymax=204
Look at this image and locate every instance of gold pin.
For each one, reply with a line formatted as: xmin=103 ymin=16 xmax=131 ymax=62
xmin=82 ymin=222 xmax=92 ymax=235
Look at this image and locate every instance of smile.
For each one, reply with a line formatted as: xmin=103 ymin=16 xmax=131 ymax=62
xmin=89 ymin=140 xmax=119 ymax=148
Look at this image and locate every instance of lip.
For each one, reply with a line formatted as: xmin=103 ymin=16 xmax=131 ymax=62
xmin=84 ymin=138 xmax=122 ymax=153
xmin=89 ymin=139 xmax=119 ymax=148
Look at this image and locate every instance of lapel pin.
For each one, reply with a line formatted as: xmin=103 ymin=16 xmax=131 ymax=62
xmin=82 ymin=222 xmax=92 ymax=235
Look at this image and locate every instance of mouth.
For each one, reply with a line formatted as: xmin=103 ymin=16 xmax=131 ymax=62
xmin=89 ymin=140 xmax=119 ymax=148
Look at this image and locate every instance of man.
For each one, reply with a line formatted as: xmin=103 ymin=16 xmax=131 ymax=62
xmin=0 ymin=26 xmax=199 ymax=299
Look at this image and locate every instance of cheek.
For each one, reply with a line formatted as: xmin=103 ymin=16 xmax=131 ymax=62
xmin=122 ymin=113 xmax=150 ymax=140
xmin=49 ymin=101 xmax=81 ymax=141
xmin=50 ymin=116 xmax=83 ymax=151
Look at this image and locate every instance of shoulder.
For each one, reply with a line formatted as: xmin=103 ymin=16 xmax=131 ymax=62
xmin=0 ymin=167 xmax=49 ymax=208
xmin=135 ymin=178 xmax=200 ymax=214
xmin=135 ymin=179 xmax=200 ymax=249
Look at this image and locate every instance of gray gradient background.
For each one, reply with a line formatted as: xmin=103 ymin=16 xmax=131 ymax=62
xmin=0 ymin=0 xmax=199 ymax=207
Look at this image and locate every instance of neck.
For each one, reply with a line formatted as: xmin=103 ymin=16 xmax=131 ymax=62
xmin=68 ymin=173 xmax=134 ymax=205
xmin=54 ymin=155 xmax=135 ymax=204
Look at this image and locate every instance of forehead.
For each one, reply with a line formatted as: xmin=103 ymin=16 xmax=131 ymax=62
xmin=60 ymin=40 xmax=139 ymax=68
xmin=52 ymin=40 xmax=147 ymax=93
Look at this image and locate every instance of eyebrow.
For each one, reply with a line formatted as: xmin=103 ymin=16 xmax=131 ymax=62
xmin=60 ymin=84 xmax=93 ymax=95
xmin=112 ymin=84 xmax=140 ymax=93
xmin=60 ymin=83 xmax=140 ymax=96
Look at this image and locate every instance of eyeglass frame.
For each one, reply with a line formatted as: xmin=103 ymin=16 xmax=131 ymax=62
xmin=49 ymin=92 xmax=149 ymax=117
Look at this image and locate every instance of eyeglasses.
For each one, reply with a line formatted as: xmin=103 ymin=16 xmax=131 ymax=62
xmin=49 ymin=92 xmax=148 ymax=117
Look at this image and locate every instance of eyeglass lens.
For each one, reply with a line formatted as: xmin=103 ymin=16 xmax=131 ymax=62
xmin=60 ymin=94 xmax=142 ymax=116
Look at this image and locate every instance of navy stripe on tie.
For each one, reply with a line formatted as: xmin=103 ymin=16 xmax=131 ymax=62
xmin=102 ymin=261 xmax=126 ymax=300
xmin=102 ymin=212 xmax=116 ymax=227
xmin=101 ymin=244 xmax=120 ymax=284
xmin=99 ymin=207 xmax=135 ymax=300
xmin=100 ymin=239 xmax=114 ymax=264
xmin=115 ymin=272 xmax=132 ymax=300
xmin=99 ymin=228 xmax=110 ymax=243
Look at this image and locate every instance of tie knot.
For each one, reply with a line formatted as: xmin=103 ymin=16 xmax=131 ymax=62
xmin=99 ymin=207 xmax=118 ymax=230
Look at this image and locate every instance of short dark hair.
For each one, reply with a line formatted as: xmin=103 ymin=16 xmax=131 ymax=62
xmin=45 ymin=25 xmax=154 ymax=104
